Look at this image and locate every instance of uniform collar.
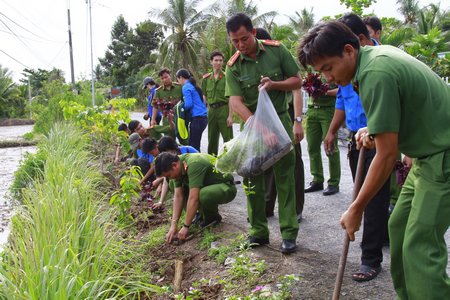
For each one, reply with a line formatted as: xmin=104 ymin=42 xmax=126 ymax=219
xmin=240 ymin=39 xmax=265 ymax=62
xmin=163 ymin=83 xmax=175 ymax=91
xmin=211 ymin=70 xmax=224 ymax=80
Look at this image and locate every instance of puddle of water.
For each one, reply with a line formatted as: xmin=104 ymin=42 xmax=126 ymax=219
xmin=0 ymin=146 xmax=36 ymax=246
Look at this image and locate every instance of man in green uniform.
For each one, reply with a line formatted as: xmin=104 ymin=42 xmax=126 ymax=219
xmin=304 ymin=88 xmax=341 ymax=196
xmin=201 ymin=51 xmax=234 ymax=155
xmin=155 ymin=152 xmax=236 ymax=243
xmin=225 ymin=13 xmax=300 ymax=253
xmin=151 ymin=68 xmax=183 ymax=139
xmin=298 ymin=21 xmax=450 ymax=299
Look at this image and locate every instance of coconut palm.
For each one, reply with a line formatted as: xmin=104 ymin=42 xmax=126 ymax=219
xmin=0 ymin=65 xmax=20 ymax=118
xmin=397 ymin=0 xmax=419 ymax=24
xmin=288 ymin=8 xmax=315 ymax=36
xmin=152 ymin=0 xmax=208 ymax=74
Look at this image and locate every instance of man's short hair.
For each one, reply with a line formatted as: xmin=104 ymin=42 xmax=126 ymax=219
xmin=210 ymin=50 xmax=224 ymax=61
xmin=226 ymin=13 xmax=253 ymax=33
xmin=158 ymin=68 xmax=171 ymax=77
xmin=142 ymin=138 xmax=157 ymax=153
xmin=297 ymin=21 xmax=360 ymax=68
xmin=118 ymin=123 xmax=128 ymax=132
xmin=154 ymin=152 xmax=179 ymax=177
xmin=157 ymin=136 xmax=179 ymax=153
xmin=338 ymin=13 xmax=370 ymax=40
xmin=363 ymin=16 xmax=382 ymax=32
xmin=128 ymin=120 xmax=140 ymax=133
xmin=255 ymin=27 xmax=272 ymax=40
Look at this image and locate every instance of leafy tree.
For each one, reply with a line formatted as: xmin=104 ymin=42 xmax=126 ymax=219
xmin=380 ymin=17 xmax=415 ymax=47
xmin=340 ymin=0 xmax=376 ymax=15
xmin=397 ymin=0 xmax=419 ymax=24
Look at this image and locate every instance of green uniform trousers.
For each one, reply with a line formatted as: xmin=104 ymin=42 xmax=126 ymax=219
xmin=207 ymin=105 xmax=233 ymax=155
xmin=389 ymin=149 xmax=450 ymax=300
xmin=199 ymin=182 xmax=236 ymax=223
xmin=245 ymin=112 xmax=299 ymax=240
xmin=305 ymin=106 xmax=341 ymax=186
xmin=265 ymin=143 xmax=305 ymax=215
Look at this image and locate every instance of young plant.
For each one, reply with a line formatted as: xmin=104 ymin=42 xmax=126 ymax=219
xmin=110 ymin=165 xmax=142 ymax=225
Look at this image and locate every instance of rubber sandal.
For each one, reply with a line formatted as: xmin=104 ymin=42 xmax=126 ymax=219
xmin=352 ymin=265 xmax=381 ymax=282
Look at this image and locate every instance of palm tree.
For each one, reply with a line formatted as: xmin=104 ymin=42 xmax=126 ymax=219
xmin=397 ymin=0 xmax=419 ymax=24
xmin=288 ymin=8 xmax=315 ymax=36
xmin=152 ymin=0 xmax=207 ymax=74
xmin=0 ymin=65 xmax=19 ymax=118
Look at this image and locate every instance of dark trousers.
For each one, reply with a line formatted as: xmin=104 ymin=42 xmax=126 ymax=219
xmin=349 ymin=137 xmax=390 ymax=268
xmin=189 ymin=116 xmax=208 ymax=152
xmin=265 ymin=143 xmax=305 ymax=215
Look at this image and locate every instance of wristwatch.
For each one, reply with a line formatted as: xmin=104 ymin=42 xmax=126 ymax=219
xmin=295 ymin=116 xmax=303 ymax=123
xmin=183 ymin=223 xmax=190 ymax=229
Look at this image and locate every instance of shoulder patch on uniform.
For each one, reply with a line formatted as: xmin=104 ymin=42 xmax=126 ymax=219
xmin=227 ymin=51 xmax=241 ymax=67
xmin=202 ymin=73 xmax=211 ymax=79
xmin=262 ymin=39 xmax=281 ymax=47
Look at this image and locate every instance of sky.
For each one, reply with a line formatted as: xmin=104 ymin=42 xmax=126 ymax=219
xmin=1 ymin=0 xmax=449 ymax=83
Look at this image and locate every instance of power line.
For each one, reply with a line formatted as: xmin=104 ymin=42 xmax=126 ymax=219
xmin=0 ymin=12 xmax=63 ymax=43
xmin=0 ymin=28 xmax=65 ymax=44
xmin=0 ymin=49 xmax=30 ymax=69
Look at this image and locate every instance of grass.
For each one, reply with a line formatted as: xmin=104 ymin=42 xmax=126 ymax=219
xmin=0 ymin=122 xmax=161 ymax=299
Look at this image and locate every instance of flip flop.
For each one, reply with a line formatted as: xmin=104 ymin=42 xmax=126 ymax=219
xmin=352 ymin=265 xmax=381 ymax=282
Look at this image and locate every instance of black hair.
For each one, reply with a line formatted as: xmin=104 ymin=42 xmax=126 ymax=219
xmin=148 ymin=78 xmax=156 ymax=85
xmin=142 ymin=138 xmax=158 ymax=153
xmin=154 ymin=152 xmax=179 ymax=177
xmin=118 ymin=123 xmax=128 ymax=132
xmin=226 ymin=13 xmax=253 ymax=33
xmin=176 ymin=68 xmax=203 ymax=100
xmin=297 ymin=21 xmax=360 ymax=68
xmin=210 ymin=50 xmax=224 ymax=61
xmin=158 ymin=67 xmax=171 ymax=77
xmin=255 ymin=27 xmax=272 ymax=40
xmin=128 ymin=120 xmax=140 ymax=133
xmin=363 ymin=16 xmax=382 ymax=32
xmin=157 ymin=136 xmax=180 ymax=153
xmin=338 ymin=13 xmax=370 ymax=40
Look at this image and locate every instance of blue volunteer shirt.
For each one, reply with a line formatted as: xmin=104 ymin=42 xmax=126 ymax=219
xmin=179 ymin=145 xmax=199 ymax=154
xmin=137 ymin=149 xmax=154 ymax=163
xmin=148 ymin=87 xmax=162 ymax=118
xmin=182 ymin=80 xmax=207 ymax=117
xmin=335 ymin=84 xmax=367 ymax=132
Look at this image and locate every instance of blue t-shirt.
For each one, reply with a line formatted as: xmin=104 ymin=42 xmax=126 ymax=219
xmin=182 ymin=80 xmax=207 ymax=117
xmin=137 ymin=149 xmax=154 ymax=163
xmin=179 ymin=145 xmax=199 ymax=154
xmin=335 ymin=83 xmax=367 ymax=132
xmin=148 ymin=87 xmax=162 ymax=118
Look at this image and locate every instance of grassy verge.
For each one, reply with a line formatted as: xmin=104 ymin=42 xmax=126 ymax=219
xmin=0 ymin=122 xmax=161 ymax=299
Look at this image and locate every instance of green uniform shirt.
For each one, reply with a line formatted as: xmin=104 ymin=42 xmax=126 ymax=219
xmin=355 ymin=45 xmax=450 ymax=158
xmin=152 ymin=83 xmax=183 ymax=107
xmin=225 ymin=39 xmax=300 ymax=113
xmin=174 ymin=154 xmax=234 ymax=189
xmin=201 ymin=71 xmax=228 ymax=105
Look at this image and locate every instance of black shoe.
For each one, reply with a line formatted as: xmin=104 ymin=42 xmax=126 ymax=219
xmin=305 ymin=182 xmax=324 ymax=193
xmin=266 ymin=211 xmax=274 ymax=218
xmin=246 ymin=236 xmax=270 ymax=248
xmin=200 ymin=214 xmax=222 ymax=228
xmin=280 ymin=239 xmax=297 ymax=254
xmin=323 ymin=185 xmax=339 ymax=196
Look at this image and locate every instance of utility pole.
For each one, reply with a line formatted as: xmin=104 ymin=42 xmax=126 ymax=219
xmin=67 ymin=7 xmax=76 ymax=92
xmin=28 ymin=78 xmax=32 ymax=119
xmin=87 ymin=0 xmax=95 ymax=106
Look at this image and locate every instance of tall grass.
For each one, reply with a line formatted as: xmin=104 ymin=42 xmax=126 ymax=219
xmin=0 ymin=123 xmax=160 ymax=299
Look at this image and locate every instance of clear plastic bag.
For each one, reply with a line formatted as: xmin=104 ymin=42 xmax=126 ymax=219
xmin=216 ymin=89 xmax=293 ymax=177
